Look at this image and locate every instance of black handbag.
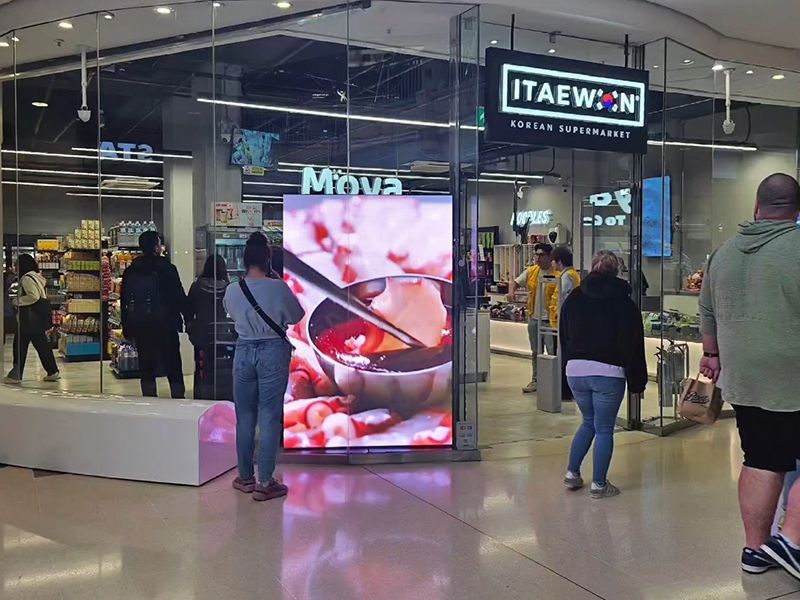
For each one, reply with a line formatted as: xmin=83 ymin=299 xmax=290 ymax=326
xmin=19 ymin=274 xmax=53 ymax=334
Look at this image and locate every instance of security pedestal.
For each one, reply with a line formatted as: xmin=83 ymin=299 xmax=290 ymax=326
xmin=536 ymin=354 xmax=561 ymax=413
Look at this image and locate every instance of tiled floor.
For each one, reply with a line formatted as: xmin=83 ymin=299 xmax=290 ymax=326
xmin=1 ymin=420 xmax=799 ymax=599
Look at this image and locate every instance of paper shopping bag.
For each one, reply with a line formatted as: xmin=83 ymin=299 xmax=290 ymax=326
xmin=679 ymin=375 xmax=723 ymax=425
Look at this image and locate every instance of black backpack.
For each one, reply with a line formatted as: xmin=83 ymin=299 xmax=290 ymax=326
xmin=123 ymin=269 xmax=166 ymax=331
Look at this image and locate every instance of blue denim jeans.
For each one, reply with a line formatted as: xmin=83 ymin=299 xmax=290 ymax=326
xmin=567 ymin=375 xmax=626 ymax=486
xmin=233 ymin=339 xmax=291 ymax=485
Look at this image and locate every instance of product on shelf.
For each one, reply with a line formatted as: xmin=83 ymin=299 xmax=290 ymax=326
xmin=37 ymin=239 xmax=61 ymax=252
xmin=111 ymin=342 xmax=139 ymax=375
xmin=61 ymin=314 xmax=100 ymax=334
xmin=489 ymin=301 xmax=527 ymax=322
xmin=686 ymin=268 xmax=704 ymax=291
xmin=111 ymin=250 xmax=141 ymax=275
xmin=35 ymin=251 xmax=61 ymax=270
xmin=110 ymin=221 xmax=156 ymax=248
xmin=62 ymin=272 xmax=101 ymax=292
xmin=67 ymin=298 xmax=101 ymax=313
xmin=66 ymin=220 xmax=101 ymax=250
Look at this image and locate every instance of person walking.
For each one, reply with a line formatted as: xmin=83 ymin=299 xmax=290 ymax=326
xmin=507 ymin=242 xmax=557 ymax=393
xmin=187 ymin=255 xmax=231 ymax=400
xmin=698 ymin=173 xmax=800 ymax=576
xmin=560 ymin=250 xmax=646 ymax=499
xmin=223 ymin=233 xmax=304 ymax=501
xmin=121 ymin=230 xmax=189 ymax=398
xmin=4 ymin=254 xmax=59 ymax=383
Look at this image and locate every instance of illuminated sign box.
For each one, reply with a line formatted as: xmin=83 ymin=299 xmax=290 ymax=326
xmin=485 ymin=48 xmax=649 ymax=154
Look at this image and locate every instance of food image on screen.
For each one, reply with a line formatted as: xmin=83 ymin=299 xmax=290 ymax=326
xmin=230 ymin=128 xmax=279 ymax=168
xmin=283 ymin=194 xmax=453 ymax=449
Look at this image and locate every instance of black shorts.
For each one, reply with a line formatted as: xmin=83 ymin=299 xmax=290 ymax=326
xmin=732 ymin=405 xmax=800 ymax=472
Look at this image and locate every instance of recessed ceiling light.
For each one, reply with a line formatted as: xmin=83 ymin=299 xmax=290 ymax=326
xmin=682 ymin=59 xmax=694 ymax=65
xmin=11 ymin=36 xmax=20 ymax=42
xmin=711 ymin=62 xmax=725 ymax=72
xmin=102 ymin=12 xmax=115 ymax=20
xmin=154 ymin=6 xmax=173 ymax=15
xmin=745 ymin=69 xmax=754 ymax=75
xmin=0 ymin=41 xmax=8 ymax=48
xmin=58 ymin=21 xmax=73 ymax=30
xmin=31 ymin=101 xmax=48 ymax=108
xmin=274 ymin=1 xmax=292 ymax=8
xmin=772 ymin=73 xmax=786 ymax=80
xmin=548 ymin=48 xmax=556 ymax=54
xmin=652 ymin=65 xmax=660 ymax=69
xmin=213 ymin=1 xmax=223 ymax=6
xmin=489 ymin=39 xmax=498 ymax=45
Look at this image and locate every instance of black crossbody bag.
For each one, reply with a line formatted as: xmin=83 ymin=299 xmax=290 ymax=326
xmin=238 ymin=279 xmax=292 ymax=346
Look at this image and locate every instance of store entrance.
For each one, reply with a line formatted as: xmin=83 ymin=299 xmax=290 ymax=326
xmin=477 ymin=147 xmax=639 ymax=448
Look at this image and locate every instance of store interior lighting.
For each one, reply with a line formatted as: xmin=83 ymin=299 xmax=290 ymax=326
xmin=2 ymin=148 xmax=165 ymax=164
xmin=1 ymin=181 xmax=162 ymax=193
xmin=647 ymin=139 xmax=757 ymax=152
xmin=1 ymin=166 xmax=162 ymax=180
xmin=71 ymin=147 xmax=192 ymax=160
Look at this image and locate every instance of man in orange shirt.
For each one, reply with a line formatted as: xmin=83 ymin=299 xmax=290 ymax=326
xmin=508 ymin=243 xmax=557 ymax=393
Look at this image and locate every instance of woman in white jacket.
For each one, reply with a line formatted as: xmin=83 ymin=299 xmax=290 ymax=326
xmin=4 ymin=254 xmax=59 ymax=383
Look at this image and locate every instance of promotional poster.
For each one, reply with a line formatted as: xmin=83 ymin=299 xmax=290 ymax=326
xmin=282 ymin=194 xmax=454 ymax=449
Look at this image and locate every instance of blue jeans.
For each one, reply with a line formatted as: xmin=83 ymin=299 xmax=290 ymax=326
xmin=567 ymin=376 xmax=626 ymax=486
xmin=233 ymin=339 xmax=291 ymax=485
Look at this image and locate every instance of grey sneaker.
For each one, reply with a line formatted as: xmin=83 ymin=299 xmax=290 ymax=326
xmin=522 ymin=380 xmax=537 ymax=393
xmin=4 ymin=370 xmax=20 ymax=384
xmin=43 ymin=372 xmax=61 ymax=382
xmin=590 ymin=481 xmax=620 ymax=499
xmin=564 ymin=472 xmax=584 ymax=490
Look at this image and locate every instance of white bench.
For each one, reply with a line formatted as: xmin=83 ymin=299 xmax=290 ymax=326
xmin=0 ymin=387 xmax=236 ymax=485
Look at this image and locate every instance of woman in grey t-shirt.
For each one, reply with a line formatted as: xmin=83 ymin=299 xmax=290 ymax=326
xmin=223 ymin=234 xmax=304 ymax=501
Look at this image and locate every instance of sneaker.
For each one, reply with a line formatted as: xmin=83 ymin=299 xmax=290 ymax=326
xmin=4 ymin=370 xmax=20 ymax=384
xmin=522 ymin=380 xmax=537 ymax=393
xmin=761 ymin=534 xmax=800 ymax=580
xmin=253 ymin=478 xmax=288 ymax=502
xmin=741 ymin=547 xmax=778 ymax=574
xmin=43 ymin=372 xmax=60 ymax=382
xmin=590 ymin=481 xmax=621 ymax=499
xmin=564 ymin=472 xmax=584 ymax=491
xmin=232 ymin=477 xmax=256 ymax=494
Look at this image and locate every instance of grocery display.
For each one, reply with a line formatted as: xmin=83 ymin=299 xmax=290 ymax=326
xmin=642 ymin=310 xmax=701 ymax=343
xmin=66 ymin=220 xmax=101 ymax=250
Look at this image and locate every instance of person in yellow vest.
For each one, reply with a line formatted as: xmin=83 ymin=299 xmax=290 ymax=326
xmin=507 ymin=243 xmax=557 ymax=393
xmin=549 ymin=246 xmax=581 ymax=327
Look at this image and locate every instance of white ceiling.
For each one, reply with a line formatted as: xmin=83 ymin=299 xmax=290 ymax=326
xmin=1 ymin=0 xmax=799 ymax=107
xmin=650 ymin=0 xmax=800 ymax=50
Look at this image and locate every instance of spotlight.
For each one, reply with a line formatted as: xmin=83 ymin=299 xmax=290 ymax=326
xmin=58 ymin=21 xmax=73 ymax=30
xmin=154 ymin=6 xmax=173 ymax=15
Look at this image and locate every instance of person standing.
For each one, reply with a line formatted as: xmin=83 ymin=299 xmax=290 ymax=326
xmin=4 ymin=254 xmax=59 ymax=383
xmin=224 ymin=233 xmax=304 ymax=501
xmin=550 ymin=246 xmax=581 ymax=401
xmin=186 ymin=255 xmax=230 ymax=400
xmin=698 ymin=173 xmax=800 ymax=575
xmin=560 ymin=250 xmax=646 ymax=499
xmin=121 ymin=230 xmax=189 ymax=399
xmin=507 ymin=242 xmax=557 ymax=393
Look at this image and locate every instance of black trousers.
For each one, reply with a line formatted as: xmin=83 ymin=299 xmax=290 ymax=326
xmin=134 ymin=329 xmax=185 ymax=399
xmin=12 ymin=329 xmax=58 ymax=377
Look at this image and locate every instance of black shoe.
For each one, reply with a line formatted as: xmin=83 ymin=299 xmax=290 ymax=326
xmin=742 ymin=546 xmax=778 ymax=574
xmin=761 ymin=535 xmax=800 ymax=579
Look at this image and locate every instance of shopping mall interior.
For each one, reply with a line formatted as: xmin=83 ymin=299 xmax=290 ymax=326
xmin=1 ymin=0 xmax=800 ymax=598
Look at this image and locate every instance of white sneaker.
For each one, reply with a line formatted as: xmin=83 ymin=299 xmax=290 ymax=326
xmin=590 ymin=481 xmax=620 ymax=499
xmin=43 ymin=372 xmax=61 ymax=382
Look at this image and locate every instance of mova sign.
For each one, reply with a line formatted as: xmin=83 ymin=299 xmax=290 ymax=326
xmin=301 ymin=167 xmax=403 ymax=195
xmin=583 ymin=188 xmax=631 ymax=227
xmin=485 ymin=48 xmax=649 ymax=153
xmin=100 ymin=141 xmax=154 ymax=161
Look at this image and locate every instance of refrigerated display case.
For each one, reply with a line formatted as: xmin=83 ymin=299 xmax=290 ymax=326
xmin=196 ymin=225 xmax=260 ymax=282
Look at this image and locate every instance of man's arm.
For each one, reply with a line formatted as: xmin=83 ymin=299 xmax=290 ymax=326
xmin=507 ymin=269 xmax=528 ymax=303
xmin=698 ymin=265 xmax=721 ymax=382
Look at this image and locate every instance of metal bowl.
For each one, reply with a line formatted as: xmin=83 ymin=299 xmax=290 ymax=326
xmin=307 ymin=276 xmax=452 ymax=417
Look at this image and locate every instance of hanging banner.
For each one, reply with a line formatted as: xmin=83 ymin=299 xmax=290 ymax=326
xmin=484 ymin=48 xmax=649 ymax=153
xmin=214 ymin=202 xmax=262 ymax=227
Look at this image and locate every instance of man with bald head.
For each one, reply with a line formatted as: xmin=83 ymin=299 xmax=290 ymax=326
xmin=699 ymin=173 xmax=800 ymax=577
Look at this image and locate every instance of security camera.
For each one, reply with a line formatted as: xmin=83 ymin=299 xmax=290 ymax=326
xmin=77 ymin=108 xmax=91 ymax=123
xmin=722 ymin=119 xmax=736 ymax=135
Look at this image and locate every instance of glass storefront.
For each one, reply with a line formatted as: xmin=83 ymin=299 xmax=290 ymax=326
xmin=2 ymin=1 xmax=798 ymax=456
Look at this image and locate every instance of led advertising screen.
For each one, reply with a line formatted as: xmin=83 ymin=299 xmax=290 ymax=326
xmin=230 ymin=129 xmax=280 ymax=168
xmin=642 ymin=176 xmax=672 ymax=258
xmin=282 ymin=194 xmax=453 ymax=449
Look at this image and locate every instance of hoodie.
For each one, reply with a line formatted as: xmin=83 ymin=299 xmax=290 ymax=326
xmin=16 ymin=272 xmax=47 ymax=307
xmin=186 ymin=276 xmax=230 ymax=346
xmin=700 ymin=219 xmax=800 ymax=411
xmin=559 ymin=273 xmax=648 ymax=393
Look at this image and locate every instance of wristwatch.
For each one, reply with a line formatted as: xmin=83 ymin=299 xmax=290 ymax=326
xmin=703 ymin=351 xmax=719 ymax=358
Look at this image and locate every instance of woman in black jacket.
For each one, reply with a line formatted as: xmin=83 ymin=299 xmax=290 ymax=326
xmin=559 ymin=250 xmax=647 ymax=499
xmin=187 ymin=255 xmax=230 ymax=399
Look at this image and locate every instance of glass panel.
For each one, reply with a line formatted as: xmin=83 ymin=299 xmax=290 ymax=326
xmin=6 ymin=15 xmax=102 ymax=392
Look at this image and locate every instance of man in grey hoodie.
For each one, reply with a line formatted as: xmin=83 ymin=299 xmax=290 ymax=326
xmin=699 ymin=173 xmax=800 ymax=577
